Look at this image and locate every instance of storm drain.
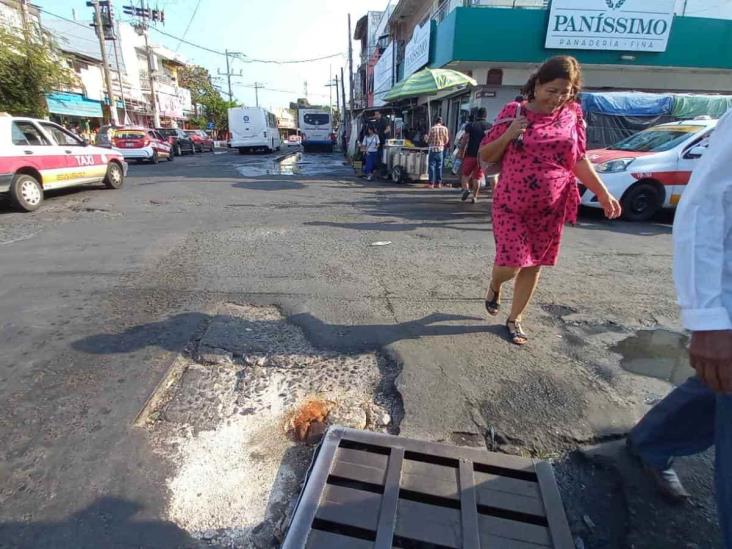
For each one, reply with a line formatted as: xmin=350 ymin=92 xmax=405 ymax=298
xmin=283 ymin=427 xmax=573 ymax=549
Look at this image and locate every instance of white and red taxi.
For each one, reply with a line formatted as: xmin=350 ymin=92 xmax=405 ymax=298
xmin=111 ymin=127 xmax=172 ymax=163
xmin=0 ymin=113 xmax=127 ymax=212
xmin=581 ymin=118 xmax=717 ymax=221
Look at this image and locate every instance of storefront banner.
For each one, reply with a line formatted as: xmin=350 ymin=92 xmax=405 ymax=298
xmin=545 ymin=0 xmax=675 ymax=52
xmin=373 ymin=42 xmax=394 ymax=107
xmin=403 ymin=21 xmax=431 ymax=79
xmin=46 ymin=92 xmax=103 ymax=118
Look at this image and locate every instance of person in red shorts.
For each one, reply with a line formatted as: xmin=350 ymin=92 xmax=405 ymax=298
xmin=460 ymin=107 xmax=492 ymax=204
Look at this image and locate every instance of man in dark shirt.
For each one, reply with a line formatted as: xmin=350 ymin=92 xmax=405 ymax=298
xmin=373 ymin=110 xmax=390 ymax=174
xmin=460 ymin=107 xmax=492 ymax=204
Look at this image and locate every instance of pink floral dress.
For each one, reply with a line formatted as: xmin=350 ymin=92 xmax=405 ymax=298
xmin=481 ymin=101 xmax=586 ymax=267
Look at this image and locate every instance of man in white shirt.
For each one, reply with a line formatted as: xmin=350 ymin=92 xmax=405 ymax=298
xmin=627 ymin=110 xmax=732 ymax=548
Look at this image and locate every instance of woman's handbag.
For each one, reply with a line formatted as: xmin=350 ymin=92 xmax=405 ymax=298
xmin=479 ymin=102 xmax=524 ymax=177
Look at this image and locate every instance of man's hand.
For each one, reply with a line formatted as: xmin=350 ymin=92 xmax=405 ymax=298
xmin=690 ymin=330 xmax=732 ymax=393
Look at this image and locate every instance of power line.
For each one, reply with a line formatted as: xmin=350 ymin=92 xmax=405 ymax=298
xmin=40 ymin=7 xmax=346 ymax=66
xmin=175 ymin=0 xmax=201 ymax=52
xmin=232 ymin=52 xmax=346 ymax=64
xmin=150 ymin=26 xmax=225 ymax=55
xmin=37 ymin=7 xmax=92 ymax=30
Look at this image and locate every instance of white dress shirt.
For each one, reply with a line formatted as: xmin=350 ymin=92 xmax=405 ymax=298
xmin=673 ymin=109 xmax=732 ymax=331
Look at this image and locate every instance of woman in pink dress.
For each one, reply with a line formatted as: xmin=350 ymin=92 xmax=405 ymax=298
xmin=479 ymin=56 xmax=621 ymax=345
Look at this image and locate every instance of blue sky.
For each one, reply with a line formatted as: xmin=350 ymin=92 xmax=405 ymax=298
xmin=35 ymin=0 xmax=389 ymax=110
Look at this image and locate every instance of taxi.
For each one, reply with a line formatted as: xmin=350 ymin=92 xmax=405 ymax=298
xmin=0 ymin=113 xmax=127 ymax=212
xmin=581 ymin=118 xmax=717 ymax=221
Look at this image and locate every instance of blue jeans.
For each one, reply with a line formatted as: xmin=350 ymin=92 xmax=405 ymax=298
xmin=364 ymin=151 xmax=378 ymax=176
xmin=428 ymin=150 xmax=444 ymax=183
xmin=629 ymin=376 xmax=731 ymax=548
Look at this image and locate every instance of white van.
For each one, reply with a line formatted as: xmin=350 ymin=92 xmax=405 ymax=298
xmin=298 ymin=109 xmax=333 ymax=152
xmin=228 ymin=107 xmax=281 ymax=153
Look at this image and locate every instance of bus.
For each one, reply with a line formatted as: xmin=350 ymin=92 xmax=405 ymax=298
xmin=228 ymin=107 xmax=281 ymax=153
xmin=298 ymin=108 xmax=334 ymax=153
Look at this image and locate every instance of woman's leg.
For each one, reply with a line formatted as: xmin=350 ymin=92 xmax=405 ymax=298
xmin=487 ymin=265 xmax=521 ymax=298
xmin=508 ymin=266 xmax=542 ymax=321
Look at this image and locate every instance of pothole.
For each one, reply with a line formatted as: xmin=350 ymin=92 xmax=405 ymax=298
xmin=611 ymin=329 xmax=693 ymax=385
xmin=234 ymin=152 xmax=347 ymax=177
xmin=141 ymin=302 xmax=403 ymax=548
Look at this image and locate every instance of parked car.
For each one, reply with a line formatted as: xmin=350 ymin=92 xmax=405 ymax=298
xmin=581 ymin=118 xmax=717 ymax=221
xmin=156 ymin=128 xmax=195 ymax=156
xmin=184 ymin=129 xmax=214 ymax=152
xmin=112 ymin=128 xmax=172 ymax=164
xmin=0 ymin=113 xmax=127 ymax=212
xmin=287 ymin=134 xmax=302 ymax=145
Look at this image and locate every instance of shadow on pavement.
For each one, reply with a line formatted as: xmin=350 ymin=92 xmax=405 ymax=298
xmin=71 ymin=311 xmax=495 ymax=356
xmin=288 ymin=311 xmax=495 ymax=353
xmin=232 ymin=180 xmax=306 ymax=191
xmin=0 ymin=497 xmax=200 ymax=549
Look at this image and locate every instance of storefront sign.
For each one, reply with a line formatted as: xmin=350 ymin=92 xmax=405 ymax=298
xmin=474 ymin=89 xmax=497 ymax=99
xmin=373 ymin=42 xmax=394 ymax=107
xmin=403 ymin=21 xmax=431 ymax=79
xmin=545 ymin=0 xmax=675 ymax=52
xmin=45 ymin=92 xmax=103 ymax=118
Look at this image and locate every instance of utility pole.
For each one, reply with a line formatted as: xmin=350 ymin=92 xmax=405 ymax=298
xmin=253 ymin=82 xmax=263 ymax=107
xmin=112 ymin=33 xmax=128 ymax=124
xmin=329 ymin=64 xmax=333 ymax=115
xmin=225 ymin=49 xmax=232 ymax=102
xmin=18 ymin=0 xmax=30 ymax=41
xmin=340 ymin=66 xmax=347 ymax=125
xmin=304 ymin=80 xmax=308 ymax=102
xmin=90 ymin=1 xmax=119 ymax=125
xmin=334 ymin=74 xmax=340 ymax=116
xmin=347 ymin=14 xmax=355 ymax=123
xmin=123 ymin=1 xmax=163 ymax=126
xmin=142 ymin=23 xmax=160 ymax=126
xmin=218 ymin=50 xmax=242 ymax=103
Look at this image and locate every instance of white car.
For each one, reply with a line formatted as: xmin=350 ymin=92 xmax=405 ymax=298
xmin=581 ymin=118 xmax=717 ymax=221
xmin=0 ymin=113 xmax=127 ymax=211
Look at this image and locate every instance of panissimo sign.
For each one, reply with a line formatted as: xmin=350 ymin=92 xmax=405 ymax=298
xmin=403 ymin=20 xmax=430 ymax=79
xmin=545 ymin=0 xmax=675 ymax=52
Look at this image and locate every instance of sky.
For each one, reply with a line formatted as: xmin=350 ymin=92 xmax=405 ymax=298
xmin=34 ymin=0 xmax=390 ymax=111
xmin=32 ymin=0 xmax=732 ymax=110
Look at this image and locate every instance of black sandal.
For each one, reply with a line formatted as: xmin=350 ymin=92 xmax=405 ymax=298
xmin=506 ymin=319 xmax=528 ymax=346
xmin=484 ymin=286 xmax=501 ymax=316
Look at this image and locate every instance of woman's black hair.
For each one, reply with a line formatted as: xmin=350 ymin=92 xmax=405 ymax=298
xmin=522 ymin=56 xmax=582 ymax=102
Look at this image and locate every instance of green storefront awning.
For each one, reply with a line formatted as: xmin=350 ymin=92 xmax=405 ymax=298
xmin=384 ymin=68 xmax=477 ymax=102
xmin=46 ymin=92 xmax=104 ymax=118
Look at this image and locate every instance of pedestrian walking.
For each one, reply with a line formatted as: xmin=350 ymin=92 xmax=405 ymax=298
xmin=626 ymin=108 xmax=732 ymax=548
xmin=479 ymin=56 xmax=621 ymax=345
xmin=427 ymin=116 xmax=449 ymax=189
xmin=460 ymin=107 xmax=492 ymax=204
xmin=373 ymin=110 xmax=390 ymax=175
xmin=361 ymin=126 xmax=380 ymax=182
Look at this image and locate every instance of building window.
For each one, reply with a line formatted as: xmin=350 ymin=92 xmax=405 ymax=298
xmin=486 ymin=68 xmax=503 ymax=86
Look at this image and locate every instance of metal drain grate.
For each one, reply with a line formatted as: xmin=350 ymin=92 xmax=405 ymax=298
xmin=283 ymin=427 xmax=574 ymax=549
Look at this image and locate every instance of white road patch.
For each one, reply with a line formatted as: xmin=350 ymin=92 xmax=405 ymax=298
xmin=147 ymin=303 xmax=400 ymax=547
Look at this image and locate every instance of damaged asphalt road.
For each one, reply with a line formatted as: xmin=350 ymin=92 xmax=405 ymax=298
xmin=0 ymin=151 xmax=722 ymax=547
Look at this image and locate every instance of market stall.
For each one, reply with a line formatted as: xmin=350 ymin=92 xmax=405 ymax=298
xmin=381 ymin=68 xmax=477 ymax=184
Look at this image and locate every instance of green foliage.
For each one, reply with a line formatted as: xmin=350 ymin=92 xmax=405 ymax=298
xmin=179 ymin=64 xmax=236 ymax=131
xmin=0 ymin=27 xmax=76 ymax=117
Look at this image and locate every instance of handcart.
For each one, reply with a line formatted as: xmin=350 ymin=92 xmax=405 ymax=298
xmin=382 ymin=139 xmax=429 ymax=184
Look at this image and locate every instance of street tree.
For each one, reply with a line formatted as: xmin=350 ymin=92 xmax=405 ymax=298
xmin=179 ymin=64 xmax=237 ymax=133
xmin=0 ymin=27 xmax=76 ymax=117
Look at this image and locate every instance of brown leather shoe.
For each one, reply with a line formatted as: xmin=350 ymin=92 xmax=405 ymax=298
xmin=626 ymin=438 xmax=690 ymax=503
